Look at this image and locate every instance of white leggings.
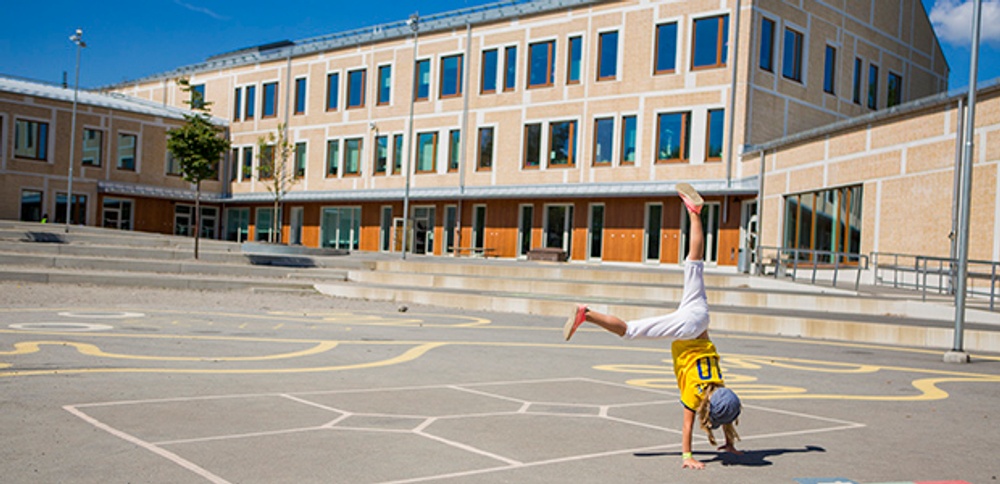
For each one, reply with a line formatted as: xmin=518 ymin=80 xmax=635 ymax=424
xmin=623 ymin=260 xmax=709 ymax=341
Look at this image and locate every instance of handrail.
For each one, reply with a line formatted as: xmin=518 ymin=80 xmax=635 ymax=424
xmin=870 ymin=252 xmax=998 ymax=311
xmin=757 ymin=246 xmax=869 ymax=290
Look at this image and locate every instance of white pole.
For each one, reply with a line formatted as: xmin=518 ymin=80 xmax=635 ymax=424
xmin=402 ymin=13 xmax=419 ymax=260
xmin=65 ymin=29 xmax=86 ymax=233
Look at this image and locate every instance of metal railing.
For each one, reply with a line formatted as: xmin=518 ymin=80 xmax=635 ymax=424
xmin=871 ymin=252 xmax=999 ymax=311
xmin=757 ymin=246 xmax=869 ymax=290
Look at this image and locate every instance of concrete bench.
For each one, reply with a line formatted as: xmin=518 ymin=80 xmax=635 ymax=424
xmin=451 ymin=246 xmax=496 ymax=258
xmin=527 ymin=248 xmax=567 ymax=262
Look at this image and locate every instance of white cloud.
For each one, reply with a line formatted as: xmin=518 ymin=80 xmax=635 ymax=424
xmin=929 ymin=0 xmax=1000 ymax=47
xmin=173 ymin=0 xmax=229 ymax=21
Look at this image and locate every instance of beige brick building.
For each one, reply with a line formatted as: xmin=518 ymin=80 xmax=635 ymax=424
xmin=7 ymin=0 xmax=962 ymax=268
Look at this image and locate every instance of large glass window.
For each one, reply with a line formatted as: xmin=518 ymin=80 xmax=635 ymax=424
xmin=887 ymin=72 xmax=903 ymax=107
xmin=377 ymin=65 xmax=392 ymax=105
xmin=620 ymin=115 xmax=636 ymax=165
xmin=348 ymin=69 xmax=366 ymax=109
xmin=523 ymin=123 xmax=541 ymax=169
xmin=656 ymin=112 xmax=690 ymax=162
xmin=294 ymin=78 xmax=307 ymax=114
xmin=103 ymin=198 xmax=133 ymax=230
xmin=706 ymin=109 xmax=724 ymax=161
xmin=823 ymin=45 xmax=836 ymax=94
xmin=20 ymin=190 xmax=43 ymax=222
xmin=448 ymin=129 xmax=461 ymax=172
xmin=54 ymin=193 xmax=87 ymax=225
xmin=117 ymin=133 xmax=137 ymax=171
xmin=597 ymin=31 xmax=618 ymax=80
xmin=693 ymin=15 xmax=729 ymax=69
xmin=326 ymin=139 xmax=340 ymax=177
xmin=294 ymin=142 xmax=307 ymax=178
xmin=255 ymin=207 xmax=274 ymax=242
xmin=529 ymin=40 xmax=556 ymax=88
xmin=14 ymin=119 xmax=48 ymax=160
xmin=593 ymin=117 xmax=614 ymax=166
xmin=567 ymin=36 xmax=582 ymax=84
xmin=549 ymin=121 xmax=577 ymax=167
xmin=344 ymin=138 xmax=362 ymax=175
xmin=868 ymin=64 xmax=879 ymax=110
xmin=321 ymin=206 xmax=361 ymax=250
xmin=374 ymin=135 xmax=388 ymax=175
xmin=440 ymin=54 xmax=463 ymax=98
xmin=478 ymin=127 xmax=494 ymax=171
xmin=782 ymin=28 xmax=803 ymax=82
xmin=245 ymin=85 xmax=256 ymax=119
xmin=482 ymin=49 xmax=498 ymax=93
xmin=655 ymin=22 xmax=678 ymax=74
xmin=504 ymin=46 xmax=517 ymax=91
xmin=82 ymin=128 xmax=103 ymax=166
xmin=416 ymin=132 xmax=437 ymax=172
xmin=415 ymin=59 xmax=430 ymax=101
xmin=326 ymin=72 xmax=340 ymax=111
xmin=262 ymin=82 xmax=278 ymax=117
xmin=759 ymin=17 xmax=775 ymax=72
xmin=783 ymin=185 xmax=863 ymax=264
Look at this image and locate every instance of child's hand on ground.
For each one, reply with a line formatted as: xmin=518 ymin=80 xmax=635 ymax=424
xmin=681 ymin=457 xmax=705 ymax=470
xmin=717 ymin=443 xmax=743 ymax=455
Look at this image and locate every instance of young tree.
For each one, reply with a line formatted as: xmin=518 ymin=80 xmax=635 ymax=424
xmin=166 ymin=78 xmax=231 ymax=258
xmin=255 ymin=123 xmax=297 ymax=244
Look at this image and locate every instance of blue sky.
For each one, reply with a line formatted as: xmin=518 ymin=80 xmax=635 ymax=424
xmin=1 ymin=0 xmax=997 ymax=91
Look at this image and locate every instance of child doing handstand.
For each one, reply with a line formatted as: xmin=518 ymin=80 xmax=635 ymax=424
xmin=563 ymin=183 xmax=742 ymax=470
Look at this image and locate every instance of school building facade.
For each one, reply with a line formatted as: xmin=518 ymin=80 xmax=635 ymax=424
xmin=7 ymin=0 xmax=972 ymax=268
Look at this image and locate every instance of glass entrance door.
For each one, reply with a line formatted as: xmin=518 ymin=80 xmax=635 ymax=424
xmin=518 ymin=204 xmax=533 ymax=259
xmin=412 ymin=206 xmax=436 ymax=255
xmin=644 ymin=203 xmax=662 ymax=263
xmin=544 ymin=204 xmax=573 ymax=253
xmin=588 ymin=203 xmax=604 ymax=261
xmin=225 ymin=207 xmax=250 ymax=242
xmin=102 ymin=198 xmax=133 ymax=230
xmin=321 ymin=207 xmax=361 ymax=250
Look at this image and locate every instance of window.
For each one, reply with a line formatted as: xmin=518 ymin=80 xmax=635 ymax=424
xmin=504 ymin=46 xmax=517 ymax=91
xmin=706 ymin=109 xmax=724 ymax=160
xmin=326 ymin=72 xmax=340 ymax=111
xmin=191 ymin=84 xmax=206 ymax=110
xmin=597 ymin=31 xmax=618 ymax=80
xmin=230 ymin=148 xmax=239 ymax=182
xmin=416 ymin=132 xmax=437 ymax=172
xmin=14 ymin=119 xmax=48 ymax=160
xmin=415 ymin=59 xmax=430 ymax=101
xmin=82 ymin=129 xmax=103 ymax=166
xmin=888 ymin=72 xmax=903 ymax=107
xmin=655 ymin=22 xmax=678 ymax=74
xmin=529 ymin=40 xmax=556 ymax=88
xmin=593 ymin=117 xmax=614 ymax=166
xmin=326 ymin=139 xmax=340 ymax=177
xmin=348 ymin=69 xmax=366 ymax=109
xmin=20 ymin=190 xmax=43 ymax=222
xmin=549 ymin=121 xmax=577 ymax=166
xmin=823 ymin=46 xmax=836 ymax=94
xmin=478 ymin=127 xmax=494 ymax=171
xmin=241 ymin=146 xmax=253 ymax=180
xmin=482 ymin=49 xmax=498 ymax=93
xmin=440 ymin=54 xmax=463 ymax=98
xmin=344 ymin=138 xmax=362 ymax=176
xmin=245 ymin=85 xmax=256 ymax=119
xmin=523 ymin=123 xmax=541 ymax=169
xmin=54 ymin=193 xmax=87 ymax=225
xmin=233 ymin=87 xmax=243 ymax=120
xmin=656 ymin=112 xmax=690 ymax=162
xmin=759 ymin=18 xmax=775 ymax=72
xmin=294 ymin=78 xmax=307 ymax=114
xmin=567 ymin=36 xmax=582 ymax=84
xmin=320 ymin=206 xmax=361 ymax=250
xmin=255 ymin=208 xmax=274 ymax=242
xmin=258 ymin=145 xmax=275 ymax=180
xmin=165 ymin=150 xmax=182 ymax=175
xmin=294 ymin=142 xmax=306 ymax=178
xmin=782 ymin=28 xmax=803 ymax=82
xmin=852 ymin=58 xmax=862 ymax=104
xmin=448 ymin=129 xmax=461 ymax=172
xmin=262 ymin=82 xmax=278 ymax=118
xmin=693 ymin=15 xmax=729 ymax=69
xmin=868 ymin=64 xmax=879 ymax=109
xmin=620 ymin=115 xmax=636 ymax=165
xmin=783 ymin=185 xmax=864 ymax=264
xmin=117 ymin=133 xmax=137 ymax=170
xmin=393 ymin=134 xmax=404 ymax=174
xmin=374 ymin=135 xmax=388 ymax=174
xmin=377 ymin=65 xmax=392 ymax=105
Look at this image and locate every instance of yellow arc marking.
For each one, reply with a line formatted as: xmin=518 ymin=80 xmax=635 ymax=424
xmin=0 ymin=340 xmax=339 ymax=362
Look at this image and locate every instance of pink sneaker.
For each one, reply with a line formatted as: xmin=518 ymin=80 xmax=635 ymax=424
xmin=676 ymin=183 xmax=703 ymax=215
xmin=563 ymin=305 xmax=588 ymax=341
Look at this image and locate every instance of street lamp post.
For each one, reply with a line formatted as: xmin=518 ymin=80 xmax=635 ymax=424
xmin=65 ymin=28 xmax=86 ymax=233
xmin=402 ymin=13 xmax=419 ymax=260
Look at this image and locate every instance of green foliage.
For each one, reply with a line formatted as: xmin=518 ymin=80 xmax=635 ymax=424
xmin=167 ymin=78 xmax=230 ymax=186
xmin=256 ymin=123 xmax=297 ymax=201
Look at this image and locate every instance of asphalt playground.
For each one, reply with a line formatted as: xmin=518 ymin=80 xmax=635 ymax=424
xmin=1 ymin=286 xmax=998 ymax=484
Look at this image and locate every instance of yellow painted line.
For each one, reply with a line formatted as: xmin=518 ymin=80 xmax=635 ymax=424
xmin=0 ymin=340 xmax=339 ymax=362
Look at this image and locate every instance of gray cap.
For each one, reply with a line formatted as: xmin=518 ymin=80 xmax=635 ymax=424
xmin=708 ymin=387 xmax=741 ymax=428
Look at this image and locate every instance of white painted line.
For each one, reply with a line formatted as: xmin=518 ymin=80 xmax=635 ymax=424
xmin=155 ymin=426 xmax=325 ymax=446
xmin=58 ymin=311 xmax=145 ymax=319
xmin=64 ymin=405 xmax=231 ymax=484
xmin=414 ymin=430 xmax=523 ymax=466
xmin=9 ymin=322 xmax=113 ymax=332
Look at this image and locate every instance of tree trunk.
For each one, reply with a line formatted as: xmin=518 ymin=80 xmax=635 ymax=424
xmin=273 ymin=197 xmax=280 ymax=244
xmin=194 ymin=181 xmax=201 ymax=259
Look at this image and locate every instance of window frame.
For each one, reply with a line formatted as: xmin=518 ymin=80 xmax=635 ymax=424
xmin=503 ymin=45 xmax=518 ymax=92
xmin=415 ymin=59 xmax=431 ymax=102
xmin=233 ymin=86 xmax=243 ymax=120
xmin=654 ymin=21 xmax=679 ymax=75
xmin=759 ymin=17 xmax=775 ymax=72
xmin=823 ymin=45 xmax=837 ymax=94
xmin=116 ymin=132 xmax=138 ymax=171
xmin=190 ymin=84 xmax=206 ymax=110
xmin=655 ymin=111 xmax=691 ymax=163
xmin=343 ymin=137 xmax=363 ymax=176
xmin=448 ymin=129 xmax=461 ymax=172
xmin=244 ymin=84 xmax=257 ymax=119
xmin=241 ymin=146 xmax=253 ymax=181
xmin=294 ymin=77 xmax=307 ymax=115
xmin=705 ymin=108 xmax=725 ymax=162
xmin=592 ymin=117 xmax=614 ymax=166
xmin=523 ymin=123 xmax=542 ymax=170
xmin=781 ymin=27 xmax=804 ymax=83
xmin=294 ymin=141 xmax=307 ymax=178
xmin=415 ymin=131 xmax=439 ymax=173
xmin=81 ymin=128 xmax=103 ymax=167
xmin=326 ymin=139 xmax=340 ymax=178
xmin=377 ymin=64 xmax=392 ymax=106
xmin=393 ymin=134 xmax=404 ymax=174
xmin=528 ymin=39 xmax=557 ymax=89
xmin=852 ymin=57 xmax=863 ymax=105
xmin=548 ymin=120 xmax=578 ymax=167
xmin=326 ymin=72 xmax=340 ymax=111
xmin=620 ymin=115 xmax=637 ymax=166
xmin=347 ymin=68 xmax=367 ymax=109
xmin=374 ymin=135 xmax=389 ymax=175
xmin=439 ymin=54 xmax=464 ymax=99
xmin=597 ymin=30 xmax=619 ymax=81
xmin=567 ymin=36 xmax=582 ymax=84
xmin=868 ymin=63 xmax=879 ymax=110
xmin=692 ymin=14 xmax=729 ymax=70
xmin=887 ymin=71 xmax=903 ymax=107
xmin=477 ymin=126 xmax=494 ymax=171
xmin=13 ymin=118 xmax=49 ymax=161
xmin=481 ymin=48 xmax=498 ymax=94
xmin=262 ymin=81 xmax=278 ymax=118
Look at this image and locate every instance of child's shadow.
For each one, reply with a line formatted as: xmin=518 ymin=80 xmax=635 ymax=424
xmin=636 ymin=445 xmax=825 ymax=467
